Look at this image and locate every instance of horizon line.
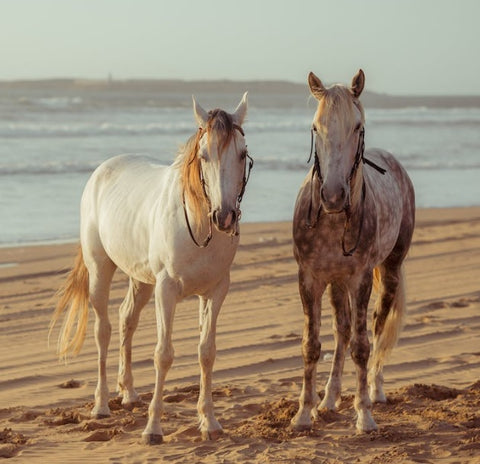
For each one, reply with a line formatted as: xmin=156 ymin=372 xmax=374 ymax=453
xmin=1 ymin=76 xmax=479 ymax=99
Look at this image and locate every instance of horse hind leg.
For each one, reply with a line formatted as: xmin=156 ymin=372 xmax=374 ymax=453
xmin=350 ymin=271 xmax=377 ymax=432
xmin=117 ymin=278 xmax=154 ymax=408
xmin=321 ymin=283 xmax=351 ymax=410
xmin=369 ymin=264 xmax=406 ymax=403
xmin=85 ymin=251 xmax=117 ymax=418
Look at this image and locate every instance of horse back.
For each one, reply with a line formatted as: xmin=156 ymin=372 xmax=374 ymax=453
xmin=80 ymin=154 xmax=173 ymax=283
xmin=363 ymin=148 xmax=415 ymax=262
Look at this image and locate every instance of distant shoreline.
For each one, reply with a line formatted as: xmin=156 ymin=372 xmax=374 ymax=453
xmin=1 ymin=78 xmax=479 ymax=108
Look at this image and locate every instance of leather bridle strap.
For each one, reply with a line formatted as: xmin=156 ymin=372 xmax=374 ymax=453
xmin=182 ymin=192 xmax=213 ymax=248
xmin=305 ymin=126 xmax=386 ymax=257
xmin=183 ymin=124 xmax=252 ymax=247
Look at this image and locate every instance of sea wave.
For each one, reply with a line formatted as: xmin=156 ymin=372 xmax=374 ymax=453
xmin=0 ymin=121 xmax=194 ymax=138
xmin=0 ymin=120 xmax=313 ymax=139
xmin=366 ymin=107 xmax=480 ymax=126
xmin=2 ymin=156 xmax=480 ymax=177
xmin=18 ymin=96 xmax=84 ymax=109
xmin=0 ymin=161 xmax=99 ymax=176
xmin=1 ymin=112 xmax=479 ymax=139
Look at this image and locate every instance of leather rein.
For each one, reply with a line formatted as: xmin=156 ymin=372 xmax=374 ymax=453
xmin=183 ymin=124 xmax=253 ymax=248
xmin=306 ymin=126 xmax=386 ymax=256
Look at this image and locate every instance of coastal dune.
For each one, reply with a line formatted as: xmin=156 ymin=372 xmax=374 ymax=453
xmin=1 ymin=207 xmax=479 ymax=463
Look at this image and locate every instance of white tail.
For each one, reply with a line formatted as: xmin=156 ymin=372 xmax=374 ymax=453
xmin=49 ymin=246 xmax=90 ymax=358
xmin=370 ymin=265 xmax=406 ymax=370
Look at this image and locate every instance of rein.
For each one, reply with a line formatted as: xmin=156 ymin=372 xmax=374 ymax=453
xmin=182 ymin=163 xmax=213 ymax=247
xmin=306 ymin=126 xmax=386 ymax=256
xmin=183 ymin=124 xmax=253 ymax=248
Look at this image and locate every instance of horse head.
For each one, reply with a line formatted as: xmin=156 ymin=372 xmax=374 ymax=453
xmin=308 ymin=69 xmax=366 ymax=214
xmin=190 ymin=93 xmax=249 ymax=235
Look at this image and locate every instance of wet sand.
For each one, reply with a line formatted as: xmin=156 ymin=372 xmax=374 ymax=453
xmin=1 ymin=207 xmax=479 ymax=463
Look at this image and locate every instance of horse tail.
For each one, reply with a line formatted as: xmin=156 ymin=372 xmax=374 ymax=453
xmin=371 ymin=265 xmax=406 ymax=368
xmin=49 ymin=246 xmax=90 ymax=359
xmin=372 ymin=267 xmax=381 ymax=294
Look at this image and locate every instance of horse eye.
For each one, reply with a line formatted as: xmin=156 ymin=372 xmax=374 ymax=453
xmin=312 ymin=125 xmax=318 ymax=133
xmin=354 ymin=123 xmax=362 ymax=132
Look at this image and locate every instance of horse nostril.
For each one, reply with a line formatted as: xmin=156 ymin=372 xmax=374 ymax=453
xmin=320 ymin=186 xmax=327 ymax=204
xmin=230 ymin=209 xmax=236 ymax=224
xmin=212 ymin=209 xmax=219 ymax=225
xmin=320 ymin=185 xmax=347 ymax=212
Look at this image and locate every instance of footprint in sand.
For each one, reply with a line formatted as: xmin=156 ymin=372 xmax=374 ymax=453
xmin=83 ymin=429 xmax=121 ymax=442
xmin=0 ymin=428 xmax=27 ymax=458
xmin=58 ymin=379 xmax=84 ymax=389
xmin=421 ymin=301 xmax=449 ymax=310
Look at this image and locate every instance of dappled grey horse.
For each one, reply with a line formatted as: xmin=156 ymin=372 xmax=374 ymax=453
xmin=291 ymin=70 xmax=415 ymax=432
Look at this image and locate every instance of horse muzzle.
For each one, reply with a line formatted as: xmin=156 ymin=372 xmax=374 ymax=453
xmin=212 ymin=208 xmax=237 ymax=233
xmin=320 ymin=184 xmax=349 ymax=214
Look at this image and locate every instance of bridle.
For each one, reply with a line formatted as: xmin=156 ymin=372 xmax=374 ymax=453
xmin=183 ymin=124 xmax=254 ymax=248
xmin=306 ymin=125 xmax=386 ymax=256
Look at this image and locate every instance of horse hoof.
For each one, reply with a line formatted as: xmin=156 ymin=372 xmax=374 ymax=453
xmin=91 ymin=408 xmax=110 ymax=419
xmin=356 ymin=425 xmax=378 ymax=434
xmin=122 ymin=400 xmax=143 ymax=411
xmin=356 ymin=414 xmax=378 ymax=433
xmin=202 ymin=429 xmax=224 ymax=441
xmin=142 ymin=433 xmax=164 ymax=445
xmin=370 ymin=391 xmax=387 ymax=404
xmin=290 ymin=423 xmax=312 ymax=432
xmin=289 ymin=420 xmax=312 ymax=432
xmin=289 ymin=409 xmax=314 ymax=432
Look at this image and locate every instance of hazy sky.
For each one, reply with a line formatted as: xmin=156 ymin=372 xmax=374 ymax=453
xmin=1 ymin=0 xmax=479 ymax=95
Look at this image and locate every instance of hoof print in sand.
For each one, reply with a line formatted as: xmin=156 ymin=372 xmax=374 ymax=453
xmin=59 ymin=379 xmax=84 ymax=389
xmin=83 ymin=429 xmax=121 ymax=442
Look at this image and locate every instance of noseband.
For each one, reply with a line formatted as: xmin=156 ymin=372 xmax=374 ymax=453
xmin=306 ymin=126 xmax=386 ymax=256
xmin=183 ymin=124 xmax=253 ymax=248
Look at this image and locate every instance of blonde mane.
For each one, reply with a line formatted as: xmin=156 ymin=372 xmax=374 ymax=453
xmin=178 ymin=110 xmax=236 ymax=231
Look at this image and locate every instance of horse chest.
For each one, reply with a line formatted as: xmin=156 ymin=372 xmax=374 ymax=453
xmin=156 ymin=236 xmax=239 ymax=297
xmin=293 ymin=215 xmax=375 ymax=280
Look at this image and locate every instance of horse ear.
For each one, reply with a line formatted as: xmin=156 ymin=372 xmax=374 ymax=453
xmin=233 ymin=92 xmax=248 ymax=126
xmin=351 ymin=69 xmax=365 ymax=98
xmin=192 ymin=96 xmax=209 ymax=128
xmin=308 ymin=72 xmax=326 ymax=100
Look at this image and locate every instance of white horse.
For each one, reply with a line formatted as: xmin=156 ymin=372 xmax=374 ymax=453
xmin=50 ymin=94 xmax=252 ymax=444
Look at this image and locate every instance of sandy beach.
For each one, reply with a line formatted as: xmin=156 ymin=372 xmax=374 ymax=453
xmin=1 ymin=207 xmax=479 ymax=463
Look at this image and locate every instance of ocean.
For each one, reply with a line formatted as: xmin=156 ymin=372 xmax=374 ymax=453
xmin=1 ymin=81 xmax=479 ymax=246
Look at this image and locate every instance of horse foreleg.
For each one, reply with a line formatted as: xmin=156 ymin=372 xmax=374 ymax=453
xmin=350 ymin=272 xmax=377 ymax=432
xmin=143 ymin=274 xmax=177 ymax=445
xmin=291 ymin=271 xmax=324 ymax=431
xmin=117 ymin=278 xmax=153 ymax=408
xmin=321 ymin=283 xmax=351 ymax=410
xmin=197 ymin=276 xmax=229 ymax=440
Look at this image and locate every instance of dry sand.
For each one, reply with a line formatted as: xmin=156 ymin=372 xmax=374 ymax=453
xmin=1 ymin=207 xmax=479 ymax=463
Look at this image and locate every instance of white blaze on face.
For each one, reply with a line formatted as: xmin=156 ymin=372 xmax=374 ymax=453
xmin=192 ymin=93 xmax=248 ymax=233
